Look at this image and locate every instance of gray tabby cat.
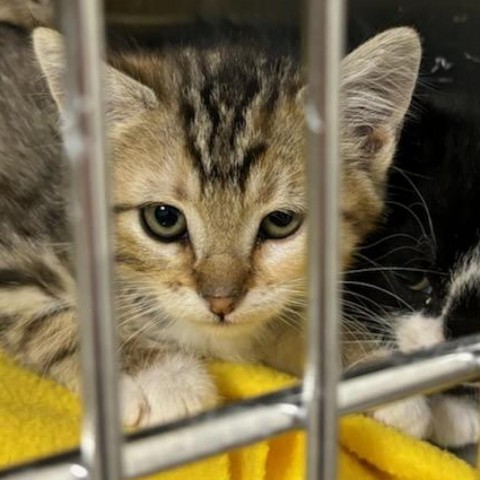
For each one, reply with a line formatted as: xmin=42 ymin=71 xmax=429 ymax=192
xmin=0 ymin=24 xmax=420 ymax=427
xmin=0 ymin=0 xmax=52 ymax=28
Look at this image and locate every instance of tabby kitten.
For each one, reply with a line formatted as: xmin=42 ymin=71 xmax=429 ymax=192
xmin=0 ymin=24 xmax=420 ymax=427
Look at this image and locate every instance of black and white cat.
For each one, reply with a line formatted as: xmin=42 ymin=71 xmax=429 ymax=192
xmin=345 ymin=47 xmax=480 ymax=447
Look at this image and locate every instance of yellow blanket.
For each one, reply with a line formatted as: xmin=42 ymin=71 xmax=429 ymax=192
xmin=0 ymin=352 xmax=476 ymax=480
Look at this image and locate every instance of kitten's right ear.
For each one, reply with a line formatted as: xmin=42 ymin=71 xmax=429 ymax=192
xmin=32 ymin=27 xmax=158 ymax=125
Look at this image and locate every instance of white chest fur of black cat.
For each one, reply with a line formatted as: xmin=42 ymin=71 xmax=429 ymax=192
xmin=373 ymin=251 xmax=480 ymax=447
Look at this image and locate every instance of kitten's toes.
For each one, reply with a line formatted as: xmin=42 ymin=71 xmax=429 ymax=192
xmin=133 ymin=354 xmax=219 ymax=427
xmin=121 ymin=374 xmax=150 ymax=428
xmin=371 ymin=395 xmax=432 ymax=439
xmin=430 ymin=395 xmax=479 ymax=447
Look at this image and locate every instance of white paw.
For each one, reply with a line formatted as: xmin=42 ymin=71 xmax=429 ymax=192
xmin=121 ymin=374 xmax=150 ymax=428
xmin=121 ymin=355 xmax=218 ymax=429
xmin=371 ymin=396 xmax=432 ymax=439
xmin=430 ymin=395 xmax=479 ymax=447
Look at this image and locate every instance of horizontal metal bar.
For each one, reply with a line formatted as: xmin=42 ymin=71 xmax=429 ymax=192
xmin=124 ymin=392 xmax=303 ymax=477
xmin=340 ymin=352 xmax=480 ymax=414
xmin=3 ymin=339 xmax=480 ymax=480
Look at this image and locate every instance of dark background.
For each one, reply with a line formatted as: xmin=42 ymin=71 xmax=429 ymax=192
xmin=102 ymin=0 xmax=480 ymax=106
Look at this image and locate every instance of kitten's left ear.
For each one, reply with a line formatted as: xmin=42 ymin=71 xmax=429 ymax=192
xmin=340 ymin=27 xmax=421 ymax=164
xmin=32 ymin=27 xmax=158 ymax=125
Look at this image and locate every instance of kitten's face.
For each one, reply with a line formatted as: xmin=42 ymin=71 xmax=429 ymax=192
xmin=112 ymin=86 xmax=307 ymax=333
xmin=33 ymin=27 xmax=420 ymax=338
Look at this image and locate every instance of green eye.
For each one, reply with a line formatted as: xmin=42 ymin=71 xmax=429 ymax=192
xmin=395 ymin=270 xmax=433 ymax=296
xmin=407 ymin=276 xmax=432 ymax=294
xmin=259 ymin=210 xmax=303 ymax=239
xmin=141 ymin=204 xmax=187 ymax=242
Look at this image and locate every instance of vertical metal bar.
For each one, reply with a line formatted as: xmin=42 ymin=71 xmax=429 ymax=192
xmin=303 ymin=0 xmax=345 ymax=478
xmin=59 ymin=1 xmax=122 ymax=479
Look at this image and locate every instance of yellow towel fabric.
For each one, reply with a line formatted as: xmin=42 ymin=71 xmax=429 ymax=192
xmin=0 ymin=352 xmax=477 ymax=480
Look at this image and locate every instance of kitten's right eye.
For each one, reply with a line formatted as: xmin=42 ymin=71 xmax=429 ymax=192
xmin=141 ymin=204 xmax=187 ymax=242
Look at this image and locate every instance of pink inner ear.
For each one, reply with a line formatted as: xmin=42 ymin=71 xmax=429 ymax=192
xmin=356 ymin=125 xmax=389 ymax=155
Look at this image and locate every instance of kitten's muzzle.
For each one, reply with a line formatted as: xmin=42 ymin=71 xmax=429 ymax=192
xmin=194 ymin=253 xmax=249 ymax=320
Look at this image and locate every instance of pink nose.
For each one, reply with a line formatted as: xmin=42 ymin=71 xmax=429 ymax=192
xmin=205 ymin=296 xmax=236 ymax=317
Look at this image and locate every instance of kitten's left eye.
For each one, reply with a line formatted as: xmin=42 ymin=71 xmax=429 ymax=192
xmin=259 ymin=210 xmax=303 ymax=239
xmin=407 ymin=276 xmax=432 ymax=294
xmin=400 ymin=274 xmax=432 ymax=297
xmin=141 ymin=204 xmax=187 ymax=242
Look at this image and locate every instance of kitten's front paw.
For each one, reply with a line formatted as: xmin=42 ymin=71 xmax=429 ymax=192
xmin=371 ymin=395 xmax=432 ymax=439
xmin=123 ymin=354 xmax=218 ymax=428
xmin=121 ymin=374 xmax=150 ymax=428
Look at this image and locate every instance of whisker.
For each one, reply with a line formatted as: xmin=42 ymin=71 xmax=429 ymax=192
xmin=346 ymin=266 xmax=444 ymax=276
xmin=343 ymin=280 xmax=414 ymax=311
xmin=391 ymin=165 xmax=437 ymax=249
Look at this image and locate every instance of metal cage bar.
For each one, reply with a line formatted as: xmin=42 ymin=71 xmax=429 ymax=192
xmin=59 ymin=1 xmax=122 ymax=479
xmin=303 ymin=0 xmax=345 ymax=477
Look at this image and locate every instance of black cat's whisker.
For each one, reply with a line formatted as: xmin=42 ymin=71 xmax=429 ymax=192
xmin=366 ymin=244 xmax=427 ymax=264
xmin=358 ymin=231 xmax=422 ymax=250
xmin=391 ymin=164 xmax=437 ymax=250
xmin=340 ymin=327 xmax=390 ymax=363
xmin=385 ymin=199 xmax=432 ymax=248
xmin=342 ymin=339 xmax=391 ymax=345
xmin=350 ymin=252 xmax=401 ymax=293
xmin=345 ymin=266 xmax=445 ymax=276
xmin=340 ymin=290 xmax=392 ymax=317
xmin=342 ymin=321 xmax=375 ymax=339
xmin=342 ymin=313 xmax=393 ymax=336
xmin=341 ymin=303 xmax=380 ymax=322
xmin=342 ymin=312 xmax=385 ymax=329
xmin=343 ymin=280 xmax=415 ymax=311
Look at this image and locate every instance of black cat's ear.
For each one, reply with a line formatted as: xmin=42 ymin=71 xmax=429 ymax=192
xmin=341 ymin=27 xmax=421 ymax=162
xmin=32 ymin=27 xmax=158 ymax=126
